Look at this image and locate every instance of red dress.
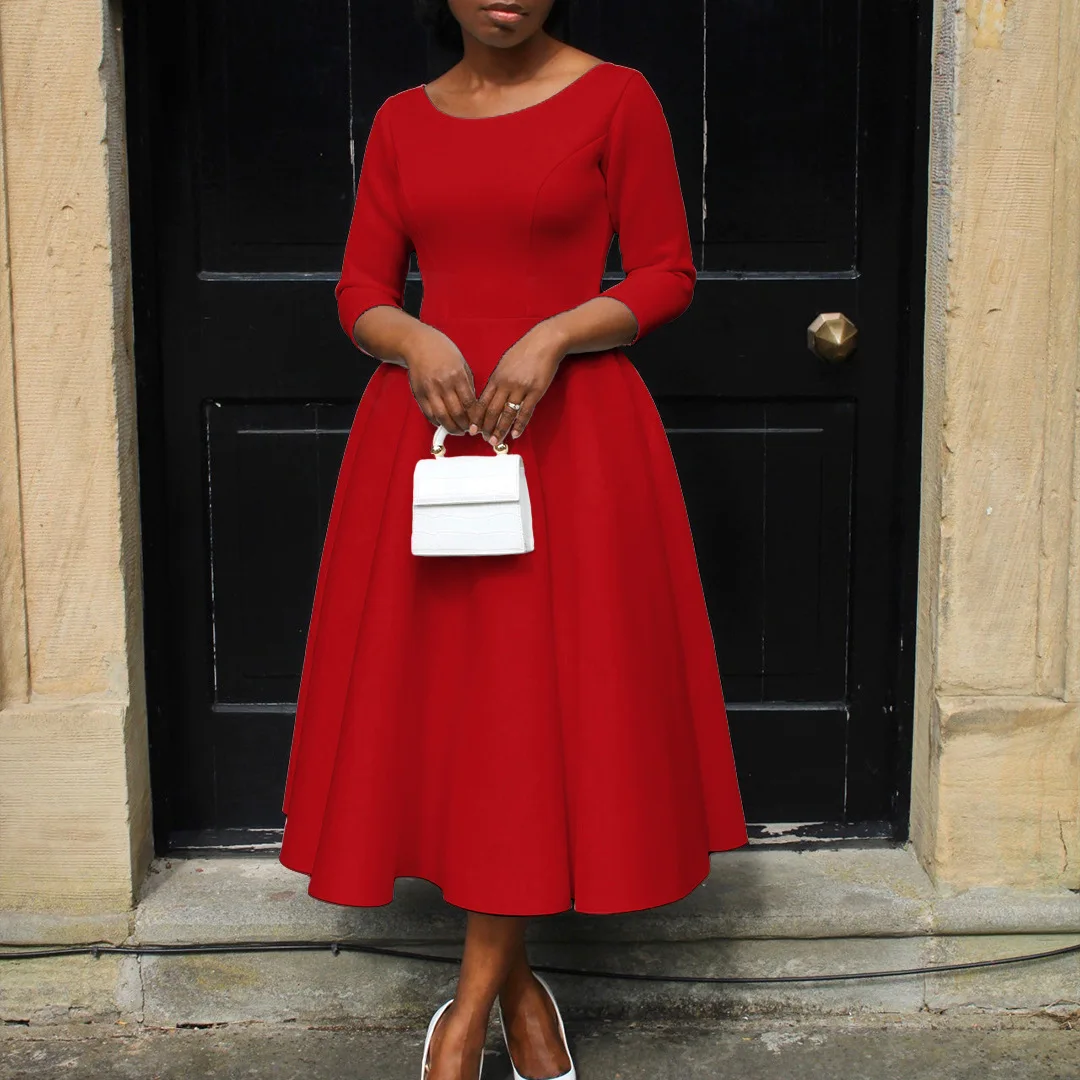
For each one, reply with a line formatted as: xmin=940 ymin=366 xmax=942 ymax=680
xmin=279 ymin=61 xmax=748 ymax=916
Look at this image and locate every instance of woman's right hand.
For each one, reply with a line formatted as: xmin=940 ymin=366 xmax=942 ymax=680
xmin=400 ymin=323 xmax=482 ymax=435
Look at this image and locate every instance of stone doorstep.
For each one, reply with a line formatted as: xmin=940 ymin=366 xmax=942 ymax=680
xmin=3 ymin=845 xmax=1080 ymax=946
xmin=2 ymin=846 xmax=1080 ymax=1024
xmin=130 ymin=845 xmax=1080 ymax=944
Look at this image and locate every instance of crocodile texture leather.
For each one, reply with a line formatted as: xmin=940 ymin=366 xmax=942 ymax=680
xmin=412 ymin=430 xmax=534 ymax=556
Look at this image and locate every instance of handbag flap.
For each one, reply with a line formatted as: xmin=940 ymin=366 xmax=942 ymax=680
xmin=413 ymin=454 xmax=523 ymax=506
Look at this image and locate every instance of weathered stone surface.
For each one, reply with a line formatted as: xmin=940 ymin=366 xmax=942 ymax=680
xmin=134 ymin=849 xmax=941 ymax=946
xmin=0 ymin=0 xmax=137 ymax=699
xmin=931 ymin=0 xmax=1063 ymax=695
xmin=4 ymin=1017 xmax=1080 ymax=1080
xmin=0 ymin=704 xmax=140 ymax=912
xmin=0 ymin=952 xmax=122 ymax=1025
xmin=911 ymin=0 xmax=1080 ymax=892
xmin=0 ymin=909 xmax=132 ymax=946
xmin=0 ymin=0 xmax=152 ymax=913
xmin=923 ymin=933 xmax=1080 ymax=1013
xmin=0 ymin=64 xmax=27 ymax=711
xmin=932 ymin=696 xmax=1080 ymax=889
xmin=138 ymin=850 xmax=1080 ymax=945
xmin=135 ymin=937 xmax=931 ymax=1025
xmin=5 ymin=850 xmax=1080 ymax=1022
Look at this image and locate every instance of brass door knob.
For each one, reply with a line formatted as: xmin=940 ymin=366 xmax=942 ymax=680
xmin=807 ymin=312 xmax=858 ymax=362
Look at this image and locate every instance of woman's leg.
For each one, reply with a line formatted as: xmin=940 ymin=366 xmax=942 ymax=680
xmin=427 ymin=912 xmax=526 ymax=1080
xmin=497 ymin=936 xmax=573 ymax=1076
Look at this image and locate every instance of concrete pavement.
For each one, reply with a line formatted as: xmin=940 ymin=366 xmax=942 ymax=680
xmin=2 ymin=1014 xmax=1078 ymax=1079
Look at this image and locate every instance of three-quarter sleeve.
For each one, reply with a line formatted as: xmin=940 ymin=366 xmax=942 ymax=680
xmin=599 ymin=71 xmax=697 ymax=345
xmin=335 ymin=101 xmax=412 ymax=349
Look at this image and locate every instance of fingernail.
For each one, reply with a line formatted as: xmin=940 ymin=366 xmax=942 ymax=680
xmin=469 ymin=424 xmax=478 ymax=436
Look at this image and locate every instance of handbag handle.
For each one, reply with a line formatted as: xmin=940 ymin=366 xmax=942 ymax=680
xmin=431 ymin=424 xmax=508 ymax=457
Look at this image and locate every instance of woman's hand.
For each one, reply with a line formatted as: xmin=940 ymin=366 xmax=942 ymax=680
xmin=400 ymin=323 xmax=483 ymax=435
xmin=476 ymin=320 xmax=568 ymax=445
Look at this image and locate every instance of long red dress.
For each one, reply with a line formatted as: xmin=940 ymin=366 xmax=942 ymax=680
xmin=279 ymin=61 xmax=748 ymax=916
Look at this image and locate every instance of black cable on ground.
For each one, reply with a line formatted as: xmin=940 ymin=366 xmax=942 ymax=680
xmin=1 ymin=938 xmax=1078 ymax=985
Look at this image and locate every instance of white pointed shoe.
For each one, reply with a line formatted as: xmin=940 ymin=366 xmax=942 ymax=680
xmin=421 ymin=998 xmax=483 ymax=1080
xmin=496 ymin=973 xmax=576 ymax=1080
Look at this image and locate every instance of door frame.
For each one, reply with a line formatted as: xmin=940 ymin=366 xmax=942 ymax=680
xmin=120 ymin=0 xmax=933 ymax=852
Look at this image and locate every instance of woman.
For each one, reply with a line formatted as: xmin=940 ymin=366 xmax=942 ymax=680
xmin=279 ymin=2 xmax=748 ymax=1077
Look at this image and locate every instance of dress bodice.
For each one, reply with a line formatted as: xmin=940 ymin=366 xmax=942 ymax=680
xmin=335 ymin=61 xmax=697 ymax=376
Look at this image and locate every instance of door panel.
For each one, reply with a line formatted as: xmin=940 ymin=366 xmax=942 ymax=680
xmin=124 ymin=0 xmax=927 ymax=848
xmin=702 ymin=0 xmax=859 ymax=270
xmin=196 ymin=2 xmax=354 ymax=270
xmin=205 ymin=401 xmax=353 ymax=705
xmin=663 ymin=399 xmax=854 ymax=705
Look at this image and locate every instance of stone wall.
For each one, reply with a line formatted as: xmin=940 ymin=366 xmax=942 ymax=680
xmin=0 ymin=0 xmax=152 ymax=912
xmin=912 ymin=0 xmax=1080 ymax=888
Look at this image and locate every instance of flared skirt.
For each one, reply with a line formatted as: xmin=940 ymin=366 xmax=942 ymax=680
xmin=279 ymin=316 xmax=748 ymax=915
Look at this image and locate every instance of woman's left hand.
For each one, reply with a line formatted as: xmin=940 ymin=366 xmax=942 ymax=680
xmin=475 ymin=320 xmax=567 ymax=445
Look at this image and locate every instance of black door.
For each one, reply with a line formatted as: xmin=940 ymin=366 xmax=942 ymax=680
xmin=124 ymin=1 xmax=929 ymax=850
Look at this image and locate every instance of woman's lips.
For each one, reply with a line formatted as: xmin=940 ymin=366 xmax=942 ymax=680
xmin=484 ymin=8 xmax=525 ymax=24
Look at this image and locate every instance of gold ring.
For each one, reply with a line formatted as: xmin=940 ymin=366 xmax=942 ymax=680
xmin=505 ymin=401 xmax=522 ymax=412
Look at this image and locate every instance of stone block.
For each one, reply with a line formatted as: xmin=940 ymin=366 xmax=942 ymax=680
xmin=0 ymin=703 xmax=141 ymax=911
xmin=932 ymin=696 xmax=1080 ymax=889
xmin=0 ymin=952 xmax=122 ymax=1024
xmin=923 ymin=934 xmax=1080 ymax=1013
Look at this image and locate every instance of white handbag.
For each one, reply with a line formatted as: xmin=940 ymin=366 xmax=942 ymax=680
xmin=411 ymin=424 xmax=535 ymax=556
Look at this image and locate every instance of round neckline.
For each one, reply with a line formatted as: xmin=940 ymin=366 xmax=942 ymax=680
xmin=419 ymin=61 xmax=613 ymax=121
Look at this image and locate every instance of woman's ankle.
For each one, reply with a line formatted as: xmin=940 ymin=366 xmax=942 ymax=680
xmin=446 ymin=995 xmax=494 ymax=1037
xmin=499 ymin=961 xmax=540 ymax=1003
